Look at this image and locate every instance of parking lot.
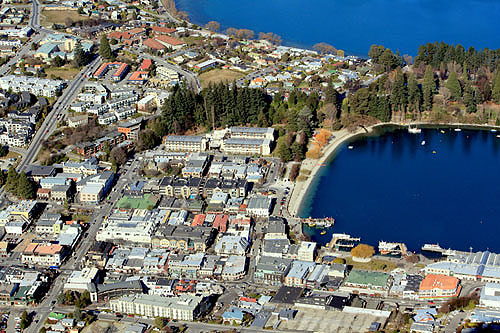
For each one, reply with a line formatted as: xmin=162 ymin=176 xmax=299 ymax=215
xmin=279 ymin=308 xmax=385 ymax=332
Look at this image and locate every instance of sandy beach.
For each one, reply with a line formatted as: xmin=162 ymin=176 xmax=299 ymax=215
xmin=288 ymin=126 xmax=373 ymax=217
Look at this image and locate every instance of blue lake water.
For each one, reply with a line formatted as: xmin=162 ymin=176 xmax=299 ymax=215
xmin=175 ymin=0 xmax=500 ymax=56
xmin=299 ymin=127 xmax=500 ymax=252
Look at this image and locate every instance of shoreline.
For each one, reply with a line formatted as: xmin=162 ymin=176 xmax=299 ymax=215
xmin=289 ymin=121 xmax=500 ymax=219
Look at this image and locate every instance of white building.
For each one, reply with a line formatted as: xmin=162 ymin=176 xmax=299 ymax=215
xmin=109 ymin=294 xmax=205 ymax=321
xmin=480 ymin=283 xmax=500 ymax=309
xmin=64 ymin=267 xmax=99 ymax=292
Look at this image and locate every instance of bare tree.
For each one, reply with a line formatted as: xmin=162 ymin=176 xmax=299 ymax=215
xmin=236 ymin=29 xmax=254 ymax=40
xmin=205 ymin=21 xmax=220 ymax=32
xmin=258 ymin=32 xmax=282 ymax=45
xmin=225 ymin=27 xmax=238 ymax=37
xmin=313 ymin=42 xmax=336 ymax=54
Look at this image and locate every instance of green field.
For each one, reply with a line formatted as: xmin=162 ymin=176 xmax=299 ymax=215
xmin=117 ymin=194 xmax=158 ymax=210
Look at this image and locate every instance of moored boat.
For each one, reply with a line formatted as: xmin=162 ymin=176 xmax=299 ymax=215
xmin=408 ymin=125 xmax=421 ymax=134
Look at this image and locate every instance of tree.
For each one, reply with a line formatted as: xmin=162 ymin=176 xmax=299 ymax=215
xmin=463 ymin=81 xmax=477 ymax=113
xmin=313 ymin=42 xmax=336 ymax=54
xmin=138 ymin=129 xmax=159 ymax=151
xmin=5 ymin=166 xmax=18 ymax=193
xmin=422 ymin=65 xmax=436 ymax=111
xmin=154 ymin=317 xmax=168 ymax=329
xmin=276 ymin=136 xmax=292 ymax=162
xmin=492 ymin=71 xmax=500 ymax=104
xmin=289 ymin=163 xmax=300 ymax=181
xmin=110 ymin=146 xmax=128 ymax=166
xmin=73 ymin=40 xmax=87 ymax=67
xmin=351 ymin=244 xmax=375 ymax=258
xmin=205 ymin=21 xmax=220 ymax=32
xmin=446 ymin=71 xmax=462 ymax=101
xmin=258 ymin=32 xmax=282 ymax=45
xmin=99 ymin=35 xmax=113 ymax=60
xmin=52 ymin=55 xmax=65 ymax=67
xmin=391 ymin=68 xmax=408 ymax=115
xmin=407 ymin=73 xmax=422 ymax=113
xmin=17 ymin=172 xmax=35 ymax=199
xmin=20 ymin=310 xmax=30 ymax=330
xmin=0 ymin=145 xmax=8 ymax=157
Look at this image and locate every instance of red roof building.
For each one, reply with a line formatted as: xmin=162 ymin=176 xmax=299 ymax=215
xmin=140 ymin=59 xmax=152 ymax=71
xmin=143 ymin=38 xmax=166 ymax=51
xmin=152 ymin=26 xmax=176 ymax=34
xmin=213 ymin=214 xmax=228 ymax=233
xmin=155 ymin=35 xmax=186 ymax=48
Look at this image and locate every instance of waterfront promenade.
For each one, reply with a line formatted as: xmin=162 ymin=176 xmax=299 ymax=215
xmin=288 ymin=126 xmax=369 ymax=217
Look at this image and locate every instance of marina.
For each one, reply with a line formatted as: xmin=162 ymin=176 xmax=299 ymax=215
xmin=300 ymin=127 xmax=500 ymax=252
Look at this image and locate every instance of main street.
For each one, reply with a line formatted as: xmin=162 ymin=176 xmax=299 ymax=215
xmin=26 ymin=157 xmax=142 ymax=333
xmin=16 ymin=56 xmax=102 ymax=172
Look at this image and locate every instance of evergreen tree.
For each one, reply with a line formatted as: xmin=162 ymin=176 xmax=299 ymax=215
xmin=376 ymin=96 xmax=392 ymax=122
xmin=492 ymin=71 xmax=500 ymax=104
xmin=17 ymin=172 xmax=35 ymax=199
xmin=463 ymin=81 xmax=477 ymax=113
xmin=422 ymin=65 xmax=436 ymax=111
xmin=408 ymin=73 xmax=422 ymax=113
xmin=446 ymin=71 xmax=462 ymax=101
xmin=73 ymin=40 xmax=87 ymax=67
xmin=390 ymin=69 xmax=408 ymax=114
xmin=5 ymin=166 xmax=18 ymax=193
xmin=99 ymin=35 xmax=113 ymax=60
xmin=276 ymin=136 xmax=292 ymax=162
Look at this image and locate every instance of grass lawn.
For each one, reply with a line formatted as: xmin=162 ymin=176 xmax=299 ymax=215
xmin=41 ymin=9 xmax=88 ymax=27
xmin=117 ymin=194 xmax=159 ymax=210
xmin=45 ymin=67 xmax=80 ymax=80
xmin=198 ymin=69 xmax=245 ymax=88
xmin=345 ymin=257 xmax=397 ymax=272
xmin=0 ymin=151 xmax=21 ymax=160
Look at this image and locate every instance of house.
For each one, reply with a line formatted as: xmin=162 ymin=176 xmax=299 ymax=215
xmin=68 ymin=114 xmax=89 ymax=128
xmin=419 ymin=274 xmax=461 ymax=299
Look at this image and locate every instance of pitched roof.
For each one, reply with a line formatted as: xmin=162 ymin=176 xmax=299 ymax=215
xmin=155 ymin=35 xmax=185 ymax=46
xmin=143 ymin=38 xmax=165 ymax=50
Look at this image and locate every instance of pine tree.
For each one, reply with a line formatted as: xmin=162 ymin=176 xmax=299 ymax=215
xmin=446 ymin=71 xmax=462 ymax=101
xmin=408 ymin=73 xmax=422 ymax=114
xmin=99 ymin=35 xmax=113 ymax=60
xmin=17 ymin=172 xmax=35 ymax=199
xmin=390 ymin=69 xmax=408 ymax=114
xmin=73 ymin=40 xmax=86 ymax=67
xmin=492 ymin=71 xmax=500 ymax=104
xmin=463 ymin=81 xmax=477 ymax=113
xmin=5 ymin=166 xmax=18 ymax=193
xmin=422 ymin=65 xmax=435 ymax=111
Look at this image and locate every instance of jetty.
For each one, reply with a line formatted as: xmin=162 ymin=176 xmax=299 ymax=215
xmin=327 ymin=233 xmax=361 ymax=251
xmin=378 ymin=241 xmax=408 ymax=257
xmin=301 ymin=217 xmax=335 ymax=228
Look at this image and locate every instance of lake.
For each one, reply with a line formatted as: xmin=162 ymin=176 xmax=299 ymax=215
xmin=175 ymin=0 xmax=500 ymax=55
xmin=299 ymin=127 xmax=500 ymax=252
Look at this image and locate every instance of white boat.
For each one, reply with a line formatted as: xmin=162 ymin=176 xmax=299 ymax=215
xmin=421 ymin=140 xmax=426 ymax=146
xmin=348 ymin=145 xmax=354 ymax=150
xmin=491 ymin=129 xmax=498 ymax=133
xmin=408 ymin=125 xmax=421 ymax=134
xmin=454 ymin=128 xmax=462 ymax=132
xmin=378 ymin=241 xmax=408 ymax=256
xmin=497 ymin=135 xmax=500 ymax=138
xmin=422 ymin=243 xmax=442 ymax=252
